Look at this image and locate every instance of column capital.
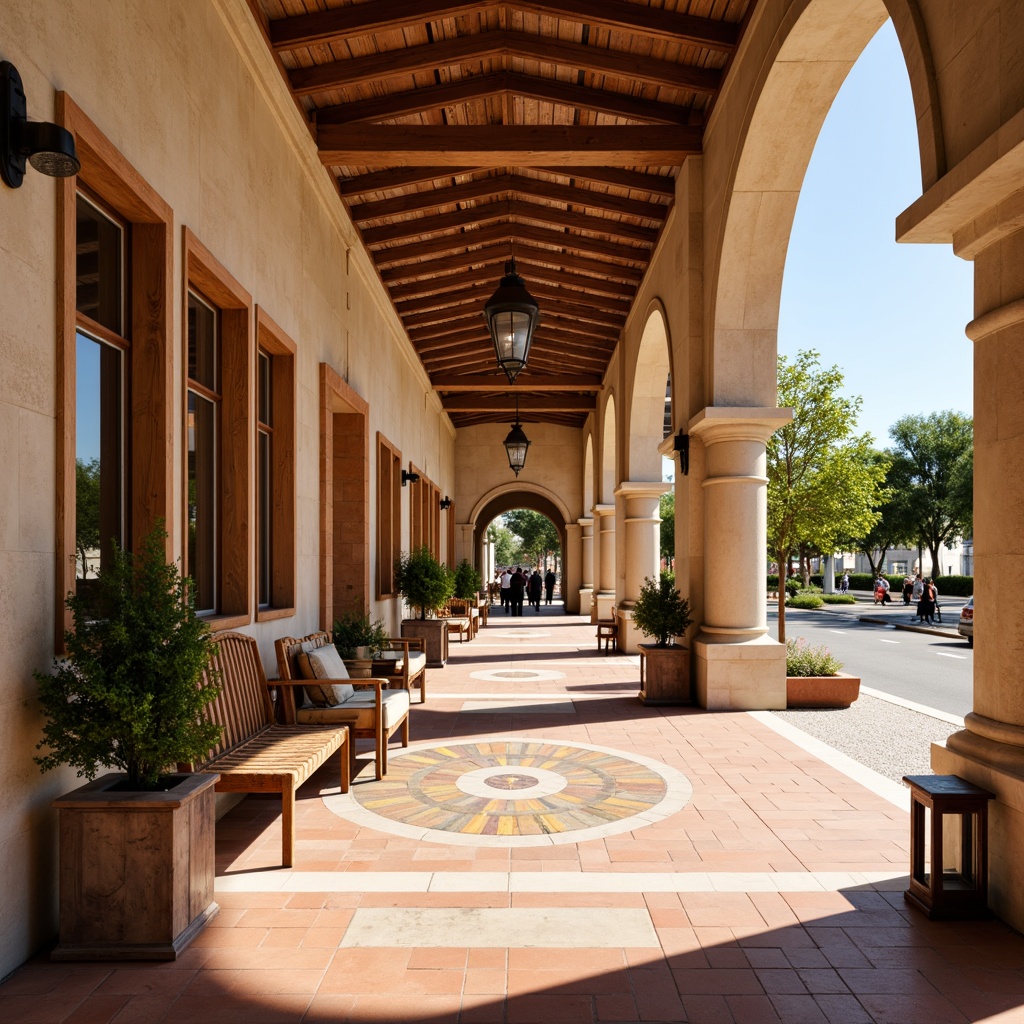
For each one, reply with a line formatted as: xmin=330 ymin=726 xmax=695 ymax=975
xmin=614 ymin=480 xmax=672 ymax=500
xmin=577 ymin=517 xmax=594 ymax=528
xmin=688 ymin=406 xmax=792 ymax=445
xmin=565 ymin=522 xmax=581 ymax=538
xmin=592 ymin=504 xmax=615 ymax=519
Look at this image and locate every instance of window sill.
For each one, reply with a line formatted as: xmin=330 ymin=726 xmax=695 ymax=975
xmin=256 ymin=606 xmax=296 ymax=623
xmin=199 ymin=612 xmax=251 ymax=630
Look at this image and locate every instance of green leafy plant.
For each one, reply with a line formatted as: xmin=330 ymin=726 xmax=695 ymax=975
xmin=453 ymin=559 xmax=481 ymax=601
xmin=394 ymin=546 xmax=455 ymax=619
xmin=822 ymin=594 xmax=857 ymax=604
xmin=332 ymin=611 xmax=389 ymax=659
xmin=785 ymin=637 xmax=842 ymax=677
xmin=786 ymin=594 xmax=824 ymax=609
xmin=631 ymin=574 xmax=693 ymax=647
xmin=34 ymin=524 xmax=222 ymax=790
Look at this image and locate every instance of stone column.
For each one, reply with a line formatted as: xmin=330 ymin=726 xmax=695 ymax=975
xmin=614 ymin=481 xmax=672 ymax=653
xmin=687 ymin=407 xmax=792 ymax=710
xmin=593 ymin=504 xmax=616 ymax=621
xmin=563 ymin=522 xmax=581 ymax=614
xmin=578 ymin=517 xmax=594 ymax=622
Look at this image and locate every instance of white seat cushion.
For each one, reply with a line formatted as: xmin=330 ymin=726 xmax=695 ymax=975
xmin=296 ymin=688 xmax=410 ymax=730
xmin=405 ymin=652 xmax=427 ymax=678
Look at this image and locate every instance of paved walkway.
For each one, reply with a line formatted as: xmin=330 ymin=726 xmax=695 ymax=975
xmin=7 ymin=607 xmax=1024 ymax=1024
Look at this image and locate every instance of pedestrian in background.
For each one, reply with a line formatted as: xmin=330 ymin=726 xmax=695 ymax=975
xmin=544 ymin=568 xmax=556 ymax=604
xmin=528 ymin=570 xmax=543 ymax=612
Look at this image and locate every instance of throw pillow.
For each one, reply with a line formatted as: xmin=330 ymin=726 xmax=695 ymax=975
xmin=297 ymin=643 xmax=354 ymax=706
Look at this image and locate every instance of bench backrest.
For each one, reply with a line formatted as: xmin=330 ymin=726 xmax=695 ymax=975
xmin=274 ymin=631 xmax=331 ymax=683
xmin=200 ymin=631 xmax=275 ymax=762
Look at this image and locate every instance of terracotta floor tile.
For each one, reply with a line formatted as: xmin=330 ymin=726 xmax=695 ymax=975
xmin=672 ymin=968 xmax=765 ymax=996
xmin=467 ymin=948 xmax=507 ymax=970
xmin=680 ymin=993 xmax=735 ymax=1024
xmin=464 ymin=969 xmax=507 ymax=995
xmin=61 ymin=995 xmax=131 ymax=1024
xmin=855 ymin=992 xmax=970 ymax=1024
xmin=506 ymin=993 xmax=595 ymax=1024
xmin=407 ymin=948 xmax=469 ymax=970
xmin=725 ymin=993 xmax=784 ymax=1023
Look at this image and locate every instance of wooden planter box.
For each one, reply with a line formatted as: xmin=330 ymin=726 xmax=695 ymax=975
xmin=401 ymin=618 xmax=448 ymax=667
xmin=786 ymin=673 xmax=861 ymax=708
xmin=638 ymin=643 xmax=692 ymax=705
xmin=52 ymin=772 xmax=219 ymax=961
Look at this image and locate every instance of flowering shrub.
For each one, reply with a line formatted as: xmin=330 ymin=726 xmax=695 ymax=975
xmin=785 ymin=637 xmax=842 ymax=677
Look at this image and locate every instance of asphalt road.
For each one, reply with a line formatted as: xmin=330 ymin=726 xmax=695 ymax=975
xmin=769 ymin=604 xmax=973 ymax=718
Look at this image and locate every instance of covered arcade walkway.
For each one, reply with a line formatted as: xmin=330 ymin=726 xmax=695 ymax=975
xmin=6 ymin=613 xmax=1023 ymax=1024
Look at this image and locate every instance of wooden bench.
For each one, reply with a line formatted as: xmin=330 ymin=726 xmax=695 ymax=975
xmin=275 ymin=632 xmax=411 ymax=780
xmin=449 ymin=598 xmax=479 ymax=639
xmin=597 ymin=619 xmax=618 ymax=653
xmin=188 ymin=631 xmax=350 ymax=869
xmin=441 ymin=604 xmax=472 ymax=643
xmin=372 ymin=636 xmax=428 ymax=704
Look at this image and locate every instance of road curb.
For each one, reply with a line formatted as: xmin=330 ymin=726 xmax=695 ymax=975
xmin=856 ymin=615 xmax=961 ymax=640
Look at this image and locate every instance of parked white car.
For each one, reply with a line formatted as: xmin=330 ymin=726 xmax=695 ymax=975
xmin=958 ymin=595 xmax=974 ymax=647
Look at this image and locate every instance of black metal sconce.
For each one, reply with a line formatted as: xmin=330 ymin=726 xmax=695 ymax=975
xmin=674 ymin=431 xmax=690 ymax=476
xmin=1 ymin=61 xmax=80 ymax=189
xmin=483 ymin=257 xmax=540 ymax=384
xmin=401 ymin=469 xmax=420 ymax=487
xmin=439 ymin=496 xmax=452 ymax=510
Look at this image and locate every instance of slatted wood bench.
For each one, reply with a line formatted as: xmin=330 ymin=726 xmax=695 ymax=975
xmin=187 ymin=630 xmax=350 ymax=868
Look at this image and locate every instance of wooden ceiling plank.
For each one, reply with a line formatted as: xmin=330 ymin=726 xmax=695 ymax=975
xmin=319 ymin=125 xmax=702 ymax=166
xmin=508 ymin=200 xmax=660 ymax=244
xmin=381 ymin=245 xmax=510 ymax=281
xmin=361 ymin=200 xmax=511 ymax=246
xmin=316 ymin=71 xmax=692 ymax=127
xmin=538 ymin=166 xmax=675 ymax=196
xmin=270 ymin=0 xmax=492 ymax=51
xmin=431 ymin=374 xmax=602 ymax=391
xmin=336 ymin=166 xmax=478 ymax=198
xmin=442 ymin=394 xmax=595 ymax=412
xmin=295 ymin=31 xmax=721 ymax=97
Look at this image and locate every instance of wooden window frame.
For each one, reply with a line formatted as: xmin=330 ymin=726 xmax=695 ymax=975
xmin=56 ymin=95 xmax=173 ymax=650
xmin=377 ymin=434 xmax=402 ymax=598
xmin=255 ymin=307 xmax=296 ymax=622
xmin=445 ymin=500 xmax=456 ymax=569
xmin=409 ymin=466 xmax=440 ymax=560
xmin=183 ymin=229 xmax=252 ymax=629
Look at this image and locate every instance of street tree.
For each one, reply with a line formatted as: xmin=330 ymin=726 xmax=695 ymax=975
xmin=659 ymin=490 xmax=674 ymax=567
xmin=886 ymin=411 xmax=973 ymax=579
xmin=75 ymin=458 xmax=101 ymax=578
xmin=502 ymin=509 xmax=560 ymax=567
xmin=841 ymin=450 xmax=914 ymax=578
xmin=767 ymin=350 xmax=885 ymax=643
xmin=488 ymin=524 xmax=517 ymax=567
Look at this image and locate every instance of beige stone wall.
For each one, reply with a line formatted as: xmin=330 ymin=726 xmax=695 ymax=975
xmin=0 ymin=0 xmax=453 ymax=974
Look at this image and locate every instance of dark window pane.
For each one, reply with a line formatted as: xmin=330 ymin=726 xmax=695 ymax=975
xmin=187 ymin=391 xmax=216 ymax=613
xmin=258 ymin=350 xmax=271 ymax=426
xmin=76 ymin=196 xmax=123 ymax=334
xmin=187 ymin=292 xmax=217 ymax=391
xmin=75 ymin=331 xmax=123 ymax=593
xmin=258 ymin=429 xmax=271 ymax=607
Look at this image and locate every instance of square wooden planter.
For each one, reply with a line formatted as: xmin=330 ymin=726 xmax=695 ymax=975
xmin=638 ymin=643 xmax=692 ymax=705
xmin=401 ymin=618 xmax=448 ymax=667
xmin=786 ymin=673 xmax=861 ymax=708
xmin=52 ymin=772 xmax=219 ymax=961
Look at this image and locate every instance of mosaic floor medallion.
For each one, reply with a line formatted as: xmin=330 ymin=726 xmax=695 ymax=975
xmin=469 ymin=668 xmax=566 ymax=683
xmin=323 ymin=738 xmax=692 ymax=847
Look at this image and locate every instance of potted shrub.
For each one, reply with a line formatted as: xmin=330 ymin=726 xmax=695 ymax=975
xmin=785 ymin=637 xmax=861 ymax=708
xmin=395 ymin=546 xmax=455 ymax=666
xmin=453 ymin=559 xmax=480 ymax=601
xmin=34 ymin=524 xmax=223 ymax=960
xmin=332 ymin=610 xmax=389 ymax=678
xmin=632 ymin=572 xmax=694 ymax=705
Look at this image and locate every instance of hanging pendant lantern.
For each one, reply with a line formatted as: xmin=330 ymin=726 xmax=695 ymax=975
xmin=483 ymin=257 xmax=539 ymax=384
xmin=502 ymin=394 xmax=531 ymax=476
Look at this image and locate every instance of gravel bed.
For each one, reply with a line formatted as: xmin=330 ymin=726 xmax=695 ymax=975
xmin=770 ymin=693 xmax=960 ymax=783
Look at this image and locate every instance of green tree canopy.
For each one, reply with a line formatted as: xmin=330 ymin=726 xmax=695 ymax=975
xmin=886 ymin=411 xmax=973 ymax=579
xmin=659 ymin=490 xmax=675 ymax=565
xmin=502 ymin=509 xmax=560 ymax=566
xmin=767 ymin=350 xmax=886 ymax=642
xmin=75 ymin=458 xmax=101 ymax=578
xmin=488 ymin=524 xmax=517 ymax=567
xmin=839 ymin=449 xmax=909 ymax=578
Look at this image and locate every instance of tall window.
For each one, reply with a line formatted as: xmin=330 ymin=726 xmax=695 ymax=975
xmin=377 ymin=435 xmax=401 ymax=597
xmin=74 ymin=195 xmax=126 ymax=595
xmin=256 ymin=308 xmax=295 ymax=619
xmin=187 ymin=291 xmax=219 ymax=613
xmin=184 ymin=230 xmax=252 ymax=626
xmin=57 ymin=95 xmax=173 ymax=650
xmin=409 ymin=469 xmax=440 ymax=559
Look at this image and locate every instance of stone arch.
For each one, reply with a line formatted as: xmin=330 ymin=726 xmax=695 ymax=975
xmin=470 ymin=483 xmax=572 ymax=592
xmin=708 ymin=0 xmax=936 ymax=405
xmin=583 ymin=432 xmax=594 ymax=512
xmin=601 ymin=392 xmax=617 ymax=504
xmin=627 ymin=304 xmax=672 ymax=482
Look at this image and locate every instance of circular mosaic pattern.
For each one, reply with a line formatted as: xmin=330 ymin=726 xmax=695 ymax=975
xmin=469 ymin=668 xmax=565 ymax=683
xmin=323 ymin=738 xmax=692 ymax=847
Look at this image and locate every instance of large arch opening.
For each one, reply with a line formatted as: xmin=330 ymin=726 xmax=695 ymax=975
xmin=627 ymin=307 xmax=673 ymax=484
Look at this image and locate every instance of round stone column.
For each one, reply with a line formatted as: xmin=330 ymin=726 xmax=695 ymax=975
xmin=614 ymin=481 xmax=672 ymax=653
xmin=593 ymin=504 xmax=616 ymax=621
xmin=687 ymin=407 xmax=792 ymax=710
xmin=563 ymin=522 xmax=581 ymax=614
xmin=578 ymin=517 xmax=594 ymax=621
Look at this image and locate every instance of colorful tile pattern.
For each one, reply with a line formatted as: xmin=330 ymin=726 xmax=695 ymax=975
xmin=331 ymin=739 xmax=690 ymax=845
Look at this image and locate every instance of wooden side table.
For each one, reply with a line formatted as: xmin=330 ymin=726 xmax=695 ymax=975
xmin=902 ymin=774 xmax=994 ymax=919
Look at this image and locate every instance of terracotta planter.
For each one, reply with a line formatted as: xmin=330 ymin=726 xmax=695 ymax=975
xmin=638 ymin=643 xmax=692 ymax=705
xmin=402 ymin=617 xmax=449 ymax=667
xmin=52 ymin=772 xmax=219 ymax=961
xmin=786 ymin=673 xmax=861 ymax=708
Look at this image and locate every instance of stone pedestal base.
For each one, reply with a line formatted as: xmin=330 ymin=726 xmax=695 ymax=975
xmin=932 ymin=736 xmax=1024 ymax=933
xmin=578 ymin=587 xmax=593 ymax=622
xmin=614 ymin=607 xmax=644 ymax=655
xmin=693 ymin=633 xmax=786 ymax=710
xmin=594 ymin=592 xmax=615 ymax=622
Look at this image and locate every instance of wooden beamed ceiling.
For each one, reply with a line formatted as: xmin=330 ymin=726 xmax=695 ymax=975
xmin=252 ymin=0 xmax=753 ymax=428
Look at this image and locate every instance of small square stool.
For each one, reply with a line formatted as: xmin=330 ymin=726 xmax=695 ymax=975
xmin=596 ymin=620 xmax=617 ymax=653
xmin=902 ymin=774 xmax=994 ymax=920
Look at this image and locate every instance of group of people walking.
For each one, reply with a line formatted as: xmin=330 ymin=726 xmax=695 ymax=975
xmin=874 ymin=571 xmax=939 ymax=624
xmin=496 ymin=567 xmax=557 ymax=614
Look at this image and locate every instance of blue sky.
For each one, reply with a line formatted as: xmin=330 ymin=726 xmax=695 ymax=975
xmin=778 ymin=21 xmax=973 ymax=448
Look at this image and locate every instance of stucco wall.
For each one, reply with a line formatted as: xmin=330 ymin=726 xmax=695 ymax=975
xmin=0 ymin=0 xmax=453 ymax=975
